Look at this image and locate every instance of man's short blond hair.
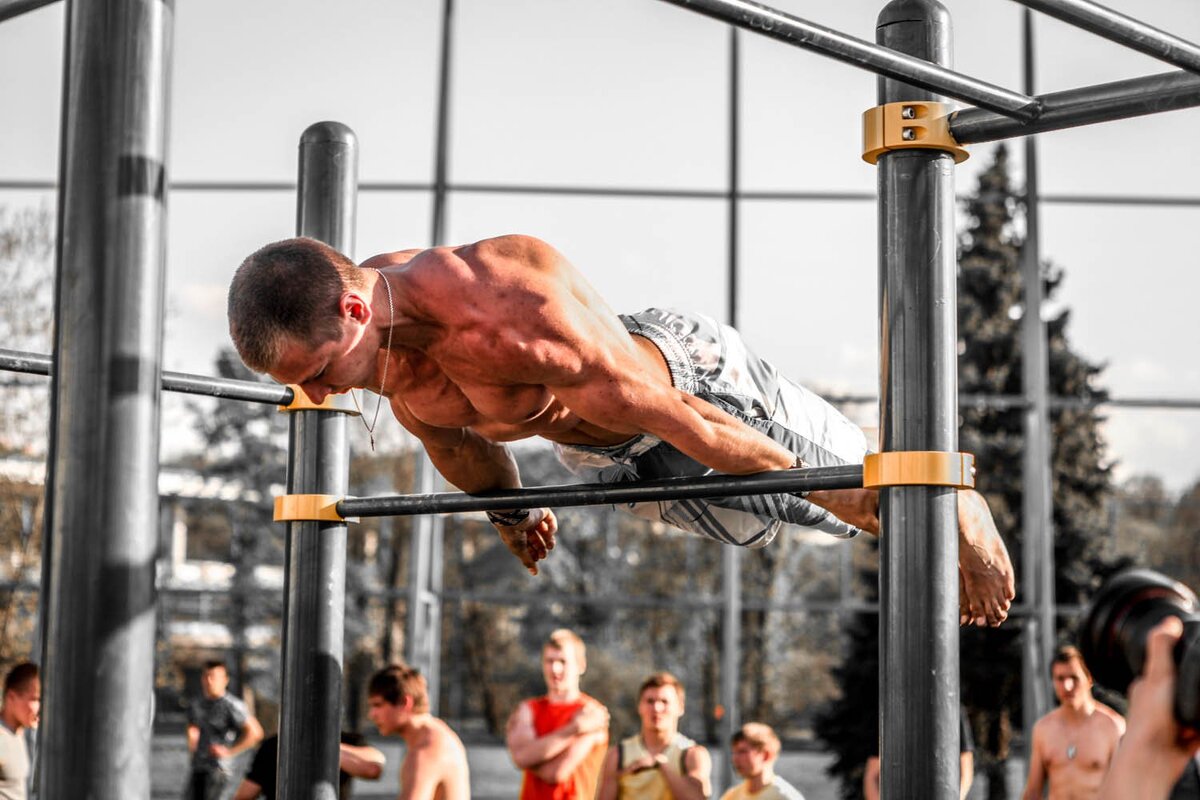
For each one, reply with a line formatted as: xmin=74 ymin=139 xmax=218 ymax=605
xmin=544 ymin=628 xmax=586 ymax=672
xmin=731 ymin=721 xmax=781 ymax=758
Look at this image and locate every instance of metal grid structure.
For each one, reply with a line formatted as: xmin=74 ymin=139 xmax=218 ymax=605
xmin=0 ymin=0 xmax=1199 ymax=796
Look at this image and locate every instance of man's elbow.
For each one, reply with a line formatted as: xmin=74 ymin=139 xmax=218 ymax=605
xmin=507 ymin=747 xmax=540 ymax=771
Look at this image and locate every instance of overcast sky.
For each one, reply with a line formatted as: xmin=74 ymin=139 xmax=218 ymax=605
xmin=1 ymin=0 xmax=1197 ymax=491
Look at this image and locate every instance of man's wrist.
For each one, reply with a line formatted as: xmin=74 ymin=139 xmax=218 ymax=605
xmin=487 ymin=508 xmax=531 ymax=527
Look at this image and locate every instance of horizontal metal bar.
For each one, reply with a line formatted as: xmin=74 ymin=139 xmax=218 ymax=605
xmin=7 ymin=349 xmax=1196 ymax=411
xmin=0 ymin=0 xmax=58 ymax=24
xmin=1039 ymin=192 xmax=1200 ymax=208
xmin=653 ymin=0 xmax=1039 ymax=119
xmin=337 ymin=464 xmax=864 ymax=518
xmin=0 ymin=348 xmax=293 ymax=405
xmin=827 ymin=392 xmax=1200 ymax=411
xmin=1014 ymin=0 xmax=1200 ymax=75
xmin=7 ymin=177 xmax=1200 ymax=209
xmin=951 ymin=69 xmax=1200 ymax=143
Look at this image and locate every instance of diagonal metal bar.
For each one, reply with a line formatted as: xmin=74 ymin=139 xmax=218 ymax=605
xmin=652 ymin=0 xmax=1040 ymax=119
xmin=1013 ymin=0 xmax=1200 ymax=74
xmin=951 ymin=68 xmax=1200 ymax=143
xmin=336 ymin=464 xmax=864 ymax=518
xmin=0 ymin=0 xmax=58 ymax=23
xmin=0 ymin=347 xmax=294 ymax=404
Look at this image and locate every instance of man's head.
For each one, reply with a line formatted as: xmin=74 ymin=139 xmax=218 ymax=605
xmin=730 ymin=722 xmax=780 ymax=779
xmin=1051 ymin=645 xmax=1094 ymax=707
xmin=200 ymin=660 xmax=229 ymax=700
xmin=228 ymin=237 xmax=375 ymax=399
xmin=637 ymin=672 xmax=686 ymax=735
xmin=2 ymin=662 xmax=40 ymax=730
xmin=541 ymin=628 xmax=586 ymax=698
xmin=367 ymin=662 xmax=429 ymax=735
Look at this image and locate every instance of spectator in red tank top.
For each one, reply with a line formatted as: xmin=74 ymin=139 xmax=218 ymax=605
xmin=506 ymin=629 xmax=610 ymax=800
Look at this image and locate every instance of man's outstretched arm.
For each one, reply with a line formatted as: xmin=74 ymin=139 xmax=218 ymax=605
xmin=389 ymin=398 xmax=557 ymax=574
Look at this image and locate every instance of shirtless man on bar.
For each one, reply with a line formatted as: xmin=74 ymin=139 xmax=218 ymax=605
xmin=227 ymin=234 xmax=1014 ymax=626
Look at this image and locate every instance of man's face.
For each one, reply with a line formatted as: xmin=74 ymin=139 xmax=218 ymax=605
xmin=270 ymin=309 xmax=374 ymax=405
xmin=5 ymin=679 xmax=39 ymax=730
xmin=638 ymin=685 xmax=683 ymax=734
xmin=1051 ymin=659 xmax=1092 ymax=706
xmin=730 ymin=740 xmax=770 ymax=779
xmin=541 ymin=645 xmax=582 ymax=695
xmin=366 ymin=695 xmax=405 ymax=736
xmin=201 ymin=666 xmax=229 ymax=700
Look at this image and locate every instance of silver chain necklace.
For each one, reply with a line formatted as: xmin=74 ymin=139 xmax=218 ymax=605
xmin=350 ymin=268 xmax=394 ymax=451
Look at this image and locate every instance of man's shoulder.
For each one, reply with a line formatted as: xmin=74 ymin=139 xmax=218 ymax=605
xmin=767 ymin=775 xmax=807 ymax=800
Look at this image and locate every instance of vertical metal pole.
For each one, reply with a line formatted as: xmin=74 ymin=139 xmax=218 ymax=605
xmin=277 ymin=122 xmax=357 ymax=800
xmin=430 ymin=0 xmax=455 ymax=248
xmin=404 ymin=0 xmax=455 ymax=709
xmin=1019 ymin=7 xmax=1056 ymax=743
xmin=718 ymin=25 xmax=742 ymax=793
xmin=876 ymin=2 xmax=960 ymax=798
xmin=39 ymin=0 xmax=173 ymax=796
xmin=405 ymin=457 xmax=443 ymax=711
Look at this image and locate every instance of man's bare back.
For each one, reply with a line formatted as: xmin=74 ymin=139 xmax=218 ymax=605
xmin=397 ymin=716 xmax=470 ymax=800
xmin=247 ymin=233 xmax=1014 ymax=625
xmin=1024 ymin=704 xmax=1124 ymax=800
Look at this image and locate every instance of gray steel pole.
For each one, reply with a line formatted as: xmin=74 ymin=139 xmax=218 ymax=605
xmin=405 ymin=455 xmax=443 ymax=711
xmin=1019 ymin=8 xmax=1056 ymax=745
xmin=875 ymin=2 xmax=960 ymax=798
xmin=718 ymin=24 xmax=742 ymax=793
xmin=277 ymin=122 xmax=357 ymax=800
xmin=405 ymin=0 xmax=456 ymax=707
xmin=950 ymin=69 xmax=1200 ymax=143
xmin=1012 ymin=0 xmax=1200 ymax=75
xmin=653 ymin=0 xmax=1038 ymax=119
xmin=39 ymin=0 xmax=173 ymax=796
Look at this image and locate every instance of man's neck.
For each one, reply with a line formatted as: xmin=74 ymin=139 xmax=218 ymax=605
xmin=398 ymin=713 xmax=433 ymax=745
xmin=546 ymin=687 xmax=580 ymax=704
xmin=1062 ymin=697 xmax=1096 ymax=721
xmin=746 ymin=767 xmax=774 ymax=792
xmin=641 ymin=725 xmax=676 ymax=752
xmin=0 ymin=707 xmax=22 ymax=736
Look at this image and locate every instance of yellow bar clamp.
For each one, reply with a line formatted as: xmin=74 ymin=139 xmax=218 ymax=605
xmin=274 ymin=493 xmax=358 ymax=523
xmin=278 ymin=385 xmax=362 ymax=414
xmin=863 ymin=451 xmax=976 ymax=490
xmin=862 ymin=101 xmax=968 ymax=165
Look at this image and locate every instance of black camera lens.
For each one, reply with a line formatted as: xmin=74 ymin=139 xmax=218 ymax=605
xmin=1080 ymin=568 xmax=1200 ymax=728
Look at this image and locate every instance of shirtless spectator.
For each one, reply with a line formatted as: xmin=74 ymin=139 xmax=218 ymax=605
xmin=506 ymin=629 xmax=609 ymax=799
xmin=227 ymin=234 xmax=1014 ymax=627
xmin=1022 ymin=646 xmax=1125 ymax=800
xmin=367 ymin=663 xmax=469 ymax=800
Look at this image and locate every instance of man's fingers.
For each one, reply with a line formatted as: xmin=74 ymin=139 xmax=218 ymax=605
xmin=1145 ymin=615 xmax=1184 ymax=681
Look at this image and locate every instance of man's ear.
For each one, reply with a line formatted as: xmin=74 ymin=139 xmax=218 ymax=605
xmin=339 ymin=291 xmax=372 ymax=324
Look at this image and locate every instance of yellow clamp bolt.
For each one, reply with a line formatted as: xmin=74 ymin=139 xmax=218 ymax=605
xmin=278 ymin=385 xmax=362 ymax=415
xmin=863 ymin=451 xmax=976 ymax=490
xmin=273 ymin=493 xmax=359 ymax=523
xmin=862 ymin=101 xmax=968 ymax=164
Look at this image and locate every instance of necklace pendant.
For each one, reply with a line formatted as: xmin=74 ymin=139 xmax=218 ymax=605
xmin=368 ymin=432 xmax=376 ymax=452
xmin=1067 ymin=745 xmax=1076 ymax=760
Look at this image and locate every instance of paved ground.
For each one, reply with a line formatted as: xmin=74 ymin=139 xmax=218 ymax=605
xmin=151 ymin=735 xmax=1028 ymax=799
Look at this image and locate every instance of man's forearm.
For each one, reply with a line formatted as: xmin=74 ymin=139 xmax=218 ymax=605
xmin=510 ymin=725 xmax=577 ymax=769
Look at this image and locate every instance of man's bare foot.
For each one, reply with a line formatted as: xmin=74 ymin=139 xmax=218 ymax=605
xmin=957 ymin=489 xmax=1015 ymax=627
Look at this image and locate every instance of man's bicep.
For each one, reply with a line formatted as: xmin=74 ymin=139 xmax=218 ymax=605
xmin=505 ymin=702 xmax=535 ymax=751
